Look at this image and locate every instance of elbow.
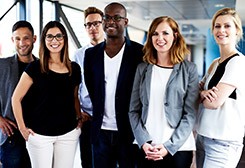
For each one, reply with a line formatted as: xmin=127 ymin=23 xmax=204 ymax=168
xmin=11 ymin=94 xmax=22 ymax=108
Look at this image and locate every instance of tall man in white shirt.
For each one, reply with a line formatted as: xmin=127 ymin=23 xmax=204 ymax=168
xmin=84 ymin=2 xmax=144 ymax=168
xmin=73 ymin=6 xmax=104 ymax=168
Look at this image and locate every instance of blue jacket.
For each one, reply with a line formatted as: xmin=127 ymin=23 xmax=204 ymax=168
xmin=129 ymin=61 xmax=199 ymax=155
xmin=84 ymin=38 xmax=143 ymax=144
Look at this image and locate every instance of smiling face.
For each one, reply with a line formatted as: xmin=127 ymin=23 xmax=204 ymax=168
xmin=213 ymin=15 xmax=238 ymax=47
xmin=12 ymin=27 xmax=36 ymax=58
xmin=103 ymin=3 xmax=128 ymax=38
xmin=45 ymin=27 xmax=64 ymax=54
xmin=151 ymin=21 xmax=175 ymax=55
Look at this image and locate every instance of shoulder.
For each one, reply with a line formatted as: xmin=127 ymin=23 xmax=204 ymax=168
xmin=74 ymin=44 xmax=92 ymax=56
xmin=0 ymin=55 xmax=15 ymax=63
xmin=225 ymin=54 xmax=245 ymax=70
xmin=181 ymin=59 xmax=197 ymax=69
xmin=179 ymin=60 xmax=198 ymax=77
xmin=229 ymin=54 xmax=245 ymax=63
xmin=137 ymin=62 xmax=150 ymax=73
xmin=71 ymin=61 xmax=81 ymax=70
xmin=26 ymin=60 xmax=40 ymax=71
xmin=207 ymin=58 xmax=219 ymax=74
xmin=87 ymin=42 xmax=104 ymax=53
xmin=137 ymin=62 xmax=148 ymax=69
xmin=84 ymin=42 xmax=104 ymax=60
xmin=126 ymin=38 xmax=143 ymax=49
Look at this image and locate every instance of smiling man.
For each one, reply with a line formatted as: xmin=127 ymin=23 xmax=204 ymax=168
xmin=0 ymin=20 xmax=37 ymax=168
xmin=84 ymin=2 xmax=144 ymax=168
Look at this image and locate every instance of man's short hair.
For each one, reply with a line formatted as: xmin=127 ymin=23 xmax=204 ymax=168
xmin=12 ymin=20 xmax=34 ymax=35
xmin=84 ymin=7 xmax=103 ymax=19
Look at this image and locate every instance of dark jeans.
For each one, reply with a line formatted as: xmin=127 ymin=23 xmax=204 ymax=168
xmin=0 ymin=129 xmax=31 ymax=168
xmin=80 ymin=120 xmax=92 ymax=168
xmin=137 ymin=148 xmax=193 ymax=168
xmin=92 ymin=129 xmax=137 ymax=168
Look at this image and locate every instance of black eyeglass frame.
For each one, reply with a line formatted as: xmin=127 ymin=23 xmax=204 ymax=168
xmin=102 ymin=15 xmax=127 ymax=22
xmin=45 ymin=33 xmax=65 ymax=41
xmin=84 ymin=21 xmax=102 ymax=29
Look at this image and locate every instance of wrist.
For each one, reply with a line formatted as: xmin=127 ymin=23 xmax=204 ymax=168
xmin=76 ymin=115 xmax=82 ymax=120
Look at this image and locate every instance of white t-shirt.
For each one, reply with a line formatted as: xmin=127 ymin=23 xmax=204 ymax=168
xmin=102 ymin=44 xmax=125 ymax=131
xmin=197 ymin=54 xmax=245 ymax=143
xmin=146 ymin=65 xmax=196 ymax=151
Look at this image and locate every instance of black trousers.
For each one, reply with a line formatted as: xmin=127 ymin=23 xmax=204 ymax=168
xmin=92 ymin=130 xmax=138 ymax=168
xmin=79 ymin=120 xmax=92 ymax=168
xmin=137 ymin=148 xmax=193 ymax=168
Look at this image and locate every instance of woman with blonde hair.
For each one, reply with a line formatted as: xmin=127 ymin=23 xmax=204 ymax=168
xmin=196 ymin=8 xmax=245 ymax=168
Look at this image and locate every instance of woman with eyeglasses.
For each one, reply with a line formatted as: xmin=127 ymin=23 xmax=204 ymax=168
xmin=12 ymin=21 xmax=82 ymax=168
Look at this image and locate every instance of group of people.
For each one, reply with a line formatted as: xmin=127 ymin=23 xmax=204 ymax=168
xmin=0 ymin=2 xmax=244 ymax=168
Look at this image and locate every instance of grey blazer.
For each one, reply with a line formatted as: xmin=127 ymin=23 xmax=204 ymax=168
xmin=0 ymin=54 xmax=37 ymax=145
xmin=129 ymin=60 xmax=199 ymax=155
xmin=0 ymin=55 xmax=20 ymax=145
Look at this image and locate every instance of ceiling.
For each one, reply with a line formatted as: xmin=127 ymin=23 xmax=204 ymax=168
xmin=53 ymin=0 xmax=245 ymax=45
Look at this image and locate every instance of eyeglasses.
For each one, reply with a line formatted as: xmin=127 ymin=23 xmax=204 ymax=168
xmin=45 ymin=33 xmax=64 ymax=41
xmin=102 ymin=15 xmax=126 ymax=22
xmin=84 ymin=21 xmax=102 ymax=29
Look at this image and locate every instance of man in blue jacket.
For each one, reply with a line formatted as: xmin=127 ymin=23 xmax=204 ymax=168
xmin=84 ymin=2 xmax=143 ymax=168
xmin=0 ymin=20 xmax=37 ymax=168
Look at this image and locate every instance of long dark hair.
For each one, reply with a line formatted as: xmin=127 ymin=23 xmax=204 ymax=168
xmin=39 ymin=21 xmax=72 ymax=75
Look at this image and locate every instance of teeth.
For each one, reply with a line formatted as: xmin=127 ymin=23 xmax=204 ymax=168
xmin=157 ymin=42 xmax=165 ymax=46
xmin=217 ymin=35 xmax=226 ymax=38
xmin=51 ymin=44 xmax=59 ymax=48
xmin=20 ymin=46 xmax=27 ymax=50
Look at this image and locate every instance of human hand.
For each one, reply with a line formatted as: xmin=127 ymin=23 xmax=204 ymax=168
xmin=76 ymin=118 xmax=83 ymax=129
xmin=81 ymin=112 xmax=91 ymax=122
xmin=0 ymin=116 xmax=17 ymax=136
xmin=142 ymin=143 xmax=167 ymax=161
xmin=150 ymin=144 xmax=168 ymax=161
xmin=19 ymin=127 xmax=34 ymax=141
xmin=200 ymin=86 xmax=218 ymax=102
xmin=199 ymin=81 xmax=204 ymax=91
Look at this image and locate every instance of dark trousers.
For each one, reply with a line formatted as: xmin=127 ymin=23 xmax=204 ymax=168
xmin=137 ymin=148 xmax=193 ymax=168
xmin=0 ymin=129 xmax=31 ymax=168
xmin=80 ymin=120 xmax=92 ymax=168
xmin=92 ymin=129 xmax=137 ymax=168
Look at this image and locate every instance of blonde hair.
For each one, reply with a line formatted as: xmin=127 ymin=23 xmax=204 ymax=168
xmin=212 ymin=7 xmax=243 ymax=43
xmin=143 ymin=16 xmax=189 ymax=64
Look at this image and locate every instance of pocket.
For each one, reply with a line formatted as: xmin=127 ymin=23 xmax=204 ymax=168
xmin=27 ymin=134 xmax=33 ymax=142
xmin=75 ymin=128 xmax=81 ymax=137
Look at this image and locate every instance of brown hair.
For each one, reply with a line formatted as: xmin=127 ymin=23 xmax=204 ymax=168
xmin=39 ymin=21 xmax=72 ymax=75
xmin=212 ymin=7 xmax=243 ymax=43
xmin=84 ymin=7 xmax=103 ymax=20
xmin=143 ymin=16 xmax=189 ymax=65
